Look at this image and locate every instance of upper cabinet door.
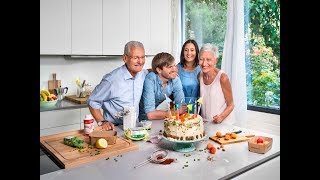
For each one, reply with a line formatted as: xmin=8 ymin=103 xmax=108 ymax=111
xmin=103 ymin=0 xmax=129 ymax=55
xmin=150 ymin=0 xmax=171 ymax=55
xmin=71 ymin=0 xmax=103 ymax=55
xmin=130 ymin=0 xmax=151 ymax=55
xmin=40 ymin=0 xmax=71 ymax=55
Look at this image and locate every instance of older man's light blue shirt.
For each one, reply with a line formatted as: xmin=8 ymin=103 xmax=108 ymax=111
xmin=139 ymin=72 xmax=185 ymax=120
xmin=87 ymin=65 xmax=149 ymax=124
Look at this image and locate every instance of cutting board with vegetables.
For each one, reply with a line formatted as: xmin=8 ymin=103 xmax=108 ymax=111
xmin=40 ymin=129 xmax=138 ymax=169
xmin=209 ymin=134 xmax=255 ymax=145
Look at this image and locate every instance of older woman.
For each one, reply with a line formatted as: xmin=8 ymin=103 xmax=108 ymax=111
xmin=198 ymin=43 xmax=235 ymax=124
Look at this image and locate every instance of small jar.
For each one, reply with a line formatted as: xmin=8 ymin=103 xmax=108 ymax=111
xmin=76 ymin=86 xmax=86 ymax=98
xmin=84 ymin=114 xmax=94 ymax=136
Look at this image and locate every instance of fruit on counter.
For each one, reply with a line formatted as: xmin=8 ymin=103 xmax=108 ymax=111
xmin=40 ymin=89 xmax=57 ymax=102
xmin=96 ymin=138 xmax=108 ymax=149
xmin=256 ymin=137 xmax=264 ymax=144
xmin=63 ymin=136 xmax=84 ymax=148
xmin=216 ymin=131 xmax=222 ymax=138
xmin=40 ymin=90 xmax=50 ymax=102
xmin=231 ymin=133 xmax=237 ymax=139
xmin=224 ymin=134 xmax=230 ymax=140
xmin=209 ymin=146 xmax=216 ymax=154
xmin=207 ymin=143 xmax=214 ymax=149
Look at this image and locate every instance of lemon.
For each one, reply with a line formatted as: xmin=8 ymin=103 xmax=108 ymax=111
xmin=96 ymin=138 xmax=108 ymax=149
xmin=76 ymin=78 xmax=81 ymax=87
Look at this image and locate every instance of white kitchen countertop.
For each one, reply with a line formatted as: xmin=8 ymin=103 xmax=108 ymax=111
xmin=40 ymin=120 xmax=280 ymax=180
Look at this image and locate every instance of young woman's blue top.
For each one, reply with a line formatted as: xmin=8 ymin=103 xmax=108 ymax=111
xmin=177 ymin=63 xmax=201 ymax=104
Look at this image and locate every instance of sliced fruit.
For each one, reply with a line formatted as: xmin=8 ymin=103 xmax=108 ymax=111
xmin=96 ymin=138 xmax=108 ymax=149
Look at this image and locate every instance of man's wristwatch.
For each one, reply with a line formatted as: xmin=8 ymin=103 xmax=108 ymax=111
xmin=97 ymin=120 xmax=107 ymax=126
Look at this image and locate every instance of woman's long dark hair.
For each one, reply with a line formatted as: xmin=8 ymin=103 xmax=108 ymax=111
xmin=180 ymin=39 xmax=200 ymax=67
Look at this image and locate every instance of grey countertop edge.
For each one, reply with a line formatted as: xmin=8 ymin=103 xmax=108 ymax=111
xmin=219 ymin=151 xmax=280 ymax=180
xmin=40 ymin=99 xmax=88 ymax=112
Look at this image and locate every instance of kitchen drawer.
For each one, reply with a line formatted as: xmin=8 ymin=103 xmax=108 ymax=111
xmin=40 ymin=124 xmax=82 ymax=136
xmin=40 ymin=109 xmax=81 ymax=129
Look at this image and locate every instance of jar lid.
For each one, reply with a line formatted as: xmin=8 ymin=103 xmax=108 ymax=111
xmin=85 ymin=114 xmax=93 ymax=119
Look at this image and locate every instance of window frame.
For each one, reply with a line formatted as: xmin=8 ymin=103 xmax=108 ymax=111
xmin=180 ymin=0 xmax=280 ymax=115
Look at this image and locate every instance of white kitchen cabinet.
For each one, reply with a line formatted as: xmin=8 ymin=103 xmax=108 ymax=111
xmin=149 ymin=0 xmax=171 ymax=54
xmin=40 ymin=0 xmax=71 ymax=55
xmin=71 ymin=0 xmax=103 ymax=55
xmin=103 ymin=0 xmax=130 ymax=55
xmin=40 ymin=109 xmax=81 ymax=136
xmin=40 ymin=0 xmax=171 ymax=56
xmin=129 ymin=0 xmax=151 ymax=54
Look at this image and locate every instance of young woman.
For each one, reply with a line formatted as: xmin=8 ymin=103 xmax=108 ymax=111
xmin=177 ymin=40 xmax=201 ymax=106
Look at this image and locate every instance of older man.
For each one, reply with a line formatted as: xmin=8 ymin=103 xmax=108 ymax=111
xmin=87 ymin=41 xmax=148 ymax=130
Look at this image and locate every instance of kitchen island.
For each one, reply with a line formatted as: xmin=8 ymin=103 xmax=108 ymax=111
xmin=40 ymin=120 xmax=280 ymax=180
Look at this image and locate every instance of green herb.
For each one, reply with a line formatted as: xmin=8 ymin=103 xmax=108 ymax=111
xmin=63 ymin=136 xmax=84 ymax=149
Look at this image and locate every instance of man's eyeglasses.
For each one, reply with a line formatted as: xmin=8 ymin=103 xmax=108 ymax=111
xmin=127 ymin=55 xmax=146 ymax=60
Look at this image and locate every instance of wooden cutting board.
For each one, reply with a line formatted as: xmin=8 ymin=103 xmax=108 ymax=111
xmin=48 ymin=73 xmax=61 ymax=94
xmin=40 ymin=129 xmax=138 ymax=169
xmin=209 ymin=134 xmax=255 ymax=145
xmin=65 ymin=95 xmax=88 ymax=104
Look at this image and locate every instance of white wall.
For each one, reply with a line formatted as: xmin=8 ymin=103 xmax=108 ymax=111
xmin=40 ymin=55 xmax=153 ymax=95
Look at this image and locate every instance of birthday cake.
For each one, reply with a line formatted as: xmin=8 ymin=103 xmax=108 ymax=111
xmin=163 ymin=114 xmax=205 ymax=141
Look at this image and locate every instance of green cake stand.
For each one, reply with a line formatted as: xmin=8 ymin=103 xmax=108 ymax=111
xmin=162 ymin=135 xmax=207 ymax=153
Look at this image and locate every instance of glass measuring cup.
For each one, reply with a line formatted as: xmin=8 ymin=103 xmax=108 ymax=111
xmin=134 ymin=149 xmax=168 ymax=168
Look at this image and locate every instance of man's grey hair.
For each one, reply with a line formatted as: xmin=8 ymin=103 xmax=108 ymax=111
xmin=199 ymin=43 xmax=219 ymax=59
xmin=124 ymin=41 xmax=144 ymax=55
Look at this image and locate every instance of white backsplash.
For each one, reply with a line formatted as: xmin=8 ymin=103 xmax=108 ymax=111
xmin=40 ymin=55 xmax=153 ymax=95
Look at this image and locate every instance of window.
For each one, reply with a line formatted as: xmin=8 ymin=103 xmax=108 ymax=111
xmin=182 ymin=0 xmax=280 ymax=114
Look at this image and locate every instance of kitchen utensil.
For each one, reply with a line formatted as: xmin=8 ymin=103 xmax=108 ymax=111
xmin=40 ymin=129 xmax=138 ymax=169
xmin=209 ymin=134 xmax=255 ymax=145
xmin=65 ymin=95 xmax=88 ymax=104
xmin=48 ymin=73 xmax=61 ymax=94
xmin=78 ymin=80 xmax=86 ymax=97
xmin=54 ymin=86 xmax=68 ymax=100
xmin=134 ymin=149 xmax=168 ymax=168
xmin=221 ymin=130 xmax=242 ymax=137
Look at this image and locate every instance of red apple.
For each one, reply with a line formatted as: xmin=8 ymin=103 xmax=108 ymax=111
xmin=257 ymin=137 xmax=264 ymax=144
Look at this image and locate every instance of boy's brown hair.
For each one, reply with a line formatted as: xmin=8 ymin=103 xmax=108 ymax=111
xmin=152 ymin=52 xmax=175 ymax=74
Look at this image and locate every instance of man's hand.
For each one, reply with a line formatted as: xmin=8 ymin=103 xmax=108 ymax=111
xmin=100 ymin=121 xmax=115 ymax=130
